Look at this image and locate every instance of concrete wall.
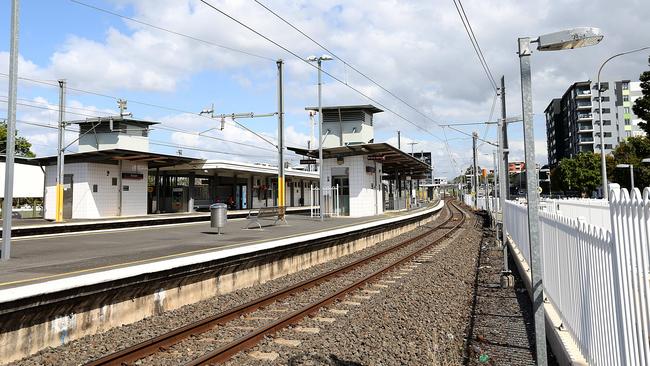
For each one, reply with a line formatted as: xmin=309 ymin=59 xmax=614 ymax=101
xmin=44 ymin=162 xmax=147 ymax=219
xmin=0 ymin=203 xmax=442 ymax=364
xmin=322 ymin=155 xmax=382 ymax=217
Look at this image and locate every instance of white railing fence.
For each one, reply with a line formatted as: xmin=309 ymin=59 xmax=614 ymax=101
xmin=462 ymin=194 xmax=499 ymax=214
xmin=309 ymin=185 xmax=339 ymax=218
xmin=541 ymin=197 xmax=611 ymax=230
xmin=503 ymin=188 xmax=650 ymax=365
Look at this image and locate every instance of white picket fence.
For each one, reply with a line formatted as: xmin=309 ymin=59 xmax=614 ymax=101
xmin=540 ymin=197 xmax=611 ymax=230
xmin=504 ymin=188 xmax=650 ymax=365
xmin=462 ymin=194 xmax=499 ymax=213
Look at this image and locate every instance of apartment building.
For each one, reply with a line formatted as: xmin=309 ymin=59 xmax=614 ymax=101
xmin=545 ymin=80 xmax=645 ymax=166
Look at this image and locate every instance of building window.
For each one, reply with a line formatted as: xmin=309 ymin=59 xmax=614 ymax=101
xmin=604 ymin=132 xmax=612 ymax=138
xmin=622 ymin=82 xmax=629 ymax=90
xmin=93 ymin=184 xmax=98 ymax=193
xmin=624 ymin=107 xmax=631 ymax=114
xmin=625 ymin=118 xmax=631 ymax=125
xmin=623 ymin=95 xmax=630 ymax=102
xmin=112 ymin=177 xmax=118 ymax=186
xmin=604 ymin=120 xmax=611 ymax=125
xmin=605 ymin=144 xmax=613 ymax=149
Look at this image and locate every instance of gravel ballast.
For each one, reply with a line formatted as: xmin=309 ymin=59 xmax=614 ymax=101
xmin=226 ymin=204 xmax=483 ymax=366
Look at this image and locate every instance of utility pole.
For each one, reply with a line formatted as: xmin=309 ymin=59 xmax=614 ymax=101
xmin=397 ymin=131 xmax=401 ymax=149
xmin=498 ymin=77 xmax=512 ymax=281
xmin=317 ymin=59 xmax=325 ymax=221
xmin=277 ymin=60 xmax=285 ymax=215
xmin=55 ymin=80 xmax=66 ymax=223
xmin=2 ymin=0 xmax=19 ymax=261
xmin=500 ymin=76 xmax=510 ymax=200
xmin=472 ymin=131 xmax=478 ymax=210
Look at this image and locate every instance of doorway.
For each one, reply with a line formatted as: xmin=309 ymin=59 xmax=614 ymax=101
xmin=236 ymin=184 xmax=247 ymax=209
xmin=63 ymin=174 xmax=73 ymax=219
xmin=332 ymin=175 xmax=350 ymax=216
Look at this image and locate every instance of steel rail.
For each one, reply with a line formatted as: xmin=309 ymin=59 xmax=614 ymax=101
xmin=85 ymin=200 xmax=457 ymax=366
xmin=186 ymin=202 xmax=467 ymax=365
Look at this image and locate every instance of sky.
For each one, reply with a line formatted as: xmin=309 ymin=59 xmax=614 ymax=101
xmin=1 ymin=0 xmax=649 ymax=179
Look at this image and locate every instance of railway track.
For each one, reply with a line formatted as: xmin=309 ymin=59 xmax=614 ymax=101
xmin=86 ymin=200 xmax=467 ymax=366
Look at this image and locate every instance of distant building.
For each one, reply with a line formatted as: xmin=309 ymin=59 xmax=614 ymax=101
xmin=432 ymin=177 xmax=447 ymax=186
xmin=509 ymin=161 xmax=525 ymax=174
xmin=545 ymin=80 xmax=645 ymax=166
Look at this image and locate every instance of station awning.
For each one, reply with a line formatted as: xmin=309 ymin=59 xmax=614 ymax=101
xmin=288 ymin=143 xmax=431 ymax=179
xmin=30 ymin=149 xmax=199 ymax=169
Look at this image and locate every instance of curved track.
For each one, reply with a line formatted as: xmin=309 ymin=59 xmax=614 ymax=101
xmin=86 ymin=200 xmax=466 ymax=366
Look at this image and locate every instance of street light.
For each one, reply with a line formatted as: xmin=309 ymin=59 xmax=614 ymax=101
xmin=518 ymin=26 xmax=603 ymax=366
xmin=597 ymin=46 xmax=650 ymax=200
xmin=306 ymin=55 xmax=333 ymax=221
xmin=616 ymin=163 xmax=635 ymax=190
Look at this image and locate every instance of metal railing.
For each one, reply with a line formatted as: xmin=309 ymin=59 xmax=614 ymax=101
xmin=309 ymin=185 xmax=340 ymax=218
xmin=503 ymin=188 xmax=650 ymax=365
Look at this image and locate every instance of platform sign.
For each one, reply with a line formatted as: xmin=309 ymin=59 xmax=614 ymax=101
xmin=300 ymin=159 xmax=317 ymax=165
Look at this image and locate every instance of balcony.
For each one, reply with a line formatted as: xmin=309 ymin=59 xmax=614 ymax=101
xmin=578 ymin=137 xmax=594 ymax=144
xmin=578 ymin=124 xmax=594 ymax=132
xmin=576 ymin=102 xmax=592 ymax=110
xmin=577 ymin=113 xmax=593 ymax=120
xmin=575 ymin=89 xmax=592 ymax=98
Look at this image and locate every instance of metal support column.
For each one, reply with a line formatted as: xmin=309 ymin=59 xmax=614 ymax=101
xmin=2 ymin=0 xmax=19 ymax=261
xmin=519 ymin=37 xmax=547 ymax=365
xmin=55 ymin=80 xmax=66 ymax=223
xmin=276 ymin=60 xmax=285 ymax=216
xmin=472 ymin=132 xmax=478 ymax=210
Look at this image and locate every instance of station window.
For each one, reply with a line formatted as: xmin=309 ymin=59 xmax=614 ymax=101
xmin=112 ymin=177 xmax=118 ymax=186
xmin=93 ymin=184 xmax=98 ymax=193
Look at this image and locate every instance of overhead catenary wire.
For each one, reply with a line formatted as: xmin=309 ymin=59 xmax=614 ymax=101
xmin=0 ymin=98 xmax=278 ymax=153
xmin=452 ymin=0 xmax=498 ymax=91
xmin=198 ymin=0 xmax=445 ymax=143
xmin=0 ymin=72 xmax=277 ymax=148
xmin=69 ymin=0 xmax=276 ymax=62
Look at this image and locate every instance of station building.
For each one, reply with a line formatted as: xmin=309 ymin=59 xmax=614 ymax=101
xmin=17 ymin=116 xmax=316 ymax=220
xmin=290 ymin=105 xmax=431 ymax=217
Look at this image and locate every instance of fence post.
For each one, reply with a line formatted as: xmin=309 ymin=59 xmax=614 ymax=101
xmin=609 ymin=190 xmax=629 ymax=365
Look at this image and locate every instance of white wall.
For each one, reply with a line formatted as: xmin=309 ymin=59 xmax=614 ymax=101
xmin=322 ymin=155 xmax=382 ymax=217
xmin=0 ymin=162 xmax=44 ymax=198
xmin=120 ymin=160 xmax=148 ymax=216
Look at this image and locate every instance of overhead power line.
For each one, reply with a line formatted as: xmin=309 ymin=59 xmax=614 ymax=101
xmin=69 ymin=0 xmax=275 ymax=61
xmin=452 ymin=0 xmax=498 ymax=91
xmin=198 ymin=0 xmax=445 ymax=142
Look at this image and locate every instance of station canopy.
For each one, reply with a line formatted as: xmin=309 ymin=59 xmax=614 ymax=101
xmin=29 ymin=149 xmax=198 ymax=169
xmin=288 ymin=142 xmax=431 ymax=179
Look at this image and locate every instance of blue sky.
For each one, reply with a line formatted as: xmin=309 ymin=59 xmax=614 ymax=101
xmin=1 ymin=0 xmax=649 ymax=178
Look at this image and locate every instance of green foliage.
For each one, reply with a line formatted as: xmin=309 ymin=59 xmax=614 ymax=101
xmin=608 ymin=136 xmax=650 ymax=189
xmin=634 ymin=66 xmax=650 ymax=135
xmin=556 ymin=152 xmax=602 ymax=195
xmin=0 ymin=121 xmax=35 ymax=158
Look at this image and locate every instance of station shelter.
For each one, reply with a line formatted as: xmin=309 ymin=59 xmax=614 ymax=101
xmin=151 ymin=160 xmax=318 ymax=213
xmin=289 ymin=104 xmax=431 ymax=218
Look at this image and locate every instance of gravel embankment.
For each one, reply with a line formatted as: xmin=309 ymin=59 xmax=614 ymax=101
xmin=226 ymin=205 xmax=482 ymax=366
xmin=8 ymin=208 xmax=449 ymax=366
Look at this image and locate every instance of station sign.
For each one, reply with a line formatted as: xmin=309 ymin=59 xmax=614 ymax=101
xmin=300 ymin=159 xmax=317 ymax=165
xmin=122 ymin=172 xmax=144 ymax=180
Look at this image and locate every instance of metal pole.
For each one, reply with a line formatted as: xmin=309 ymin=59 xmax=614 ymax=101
xmin=318 ymin=59 xmax=324 ymax=221
xmin=276 ymin=60 xmax=285 ymax=215
xmin=500 ymin=76 xmax=510 ymax=200
xmin=630 ymin=164 xmax=635 ymax=191
xmin=397 ymin=131 xmax=401 ymax=149
xmin=596 ymin=47 xmax=650 ymax=200
xmin=518 ymin=36 xmax=547 ymax=365
xmin=472 ymin=132 xmax=478 ymax=210
xmin=56 ymin=80 xmax=66 ymax=223
xmin=597 ymin=75 xmax=607 ymax=200
xmin=2 ymin=0 xmax=19 ymax=261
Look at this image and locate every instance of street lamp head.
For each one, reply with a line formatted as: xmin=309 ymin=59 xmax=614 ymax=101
xmin=536 ymin=27 xmax=603 ymax=51
xmin=320 ymin=54 xmax=334 ymax=61
xmin=642 ymin=158 xmax=650 ymax=164
xmin=306 ymin=55 xmax=318 ymax=62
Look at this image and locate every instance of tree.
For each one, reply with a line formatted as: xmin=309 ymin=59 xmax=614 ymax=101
xmin=556 ymin=153 xmax=602 ymax=195
xmin=608 ymin=136 xmax=650 ymax=189
xmin=0 ymin=121 xmax=36 ymax=157
xmin=634 ymin=57 xmax=650 ymax=135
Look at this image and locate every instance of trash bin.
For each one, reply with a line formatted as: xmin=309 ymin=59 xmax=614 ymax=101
xmin=210 ymin=203 xmax=227 ymax=234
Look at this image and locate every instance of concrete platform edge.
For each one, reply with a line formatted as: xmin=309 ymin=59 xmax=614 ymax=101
xmin=505 ymin=235 xmax=588 ymax=366
xmin=0 ymin=201 xmax=444 ymax=304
